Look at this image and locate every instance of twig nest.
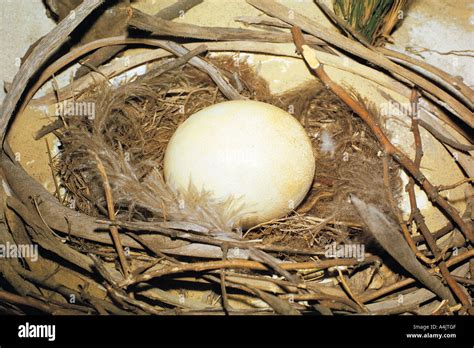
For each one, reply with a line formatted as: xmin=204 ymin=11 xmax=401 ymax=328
xmin=164 ymin=100 xmax=315 ymax=229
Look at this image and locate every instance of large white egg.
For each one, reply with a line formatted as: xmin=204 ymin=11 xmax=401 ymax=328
xmin=163 ymin=100 xmax=315 ymax=229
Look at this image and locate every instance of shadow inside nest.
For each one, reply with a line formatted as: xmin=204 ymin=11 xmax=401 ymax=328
xmin=53 ymin=55 xmax=401 ymax=255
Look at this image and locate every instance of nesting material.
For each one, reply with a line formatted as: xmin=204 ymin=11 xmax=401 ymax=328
xmin=56 ymin=55 xmax=399 ymax=248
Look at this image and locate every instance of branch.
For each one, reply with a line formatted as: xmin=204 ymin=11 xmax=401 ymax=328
xmin=290 ymin=26 xmax=473 ymax=243
xmin=351 ymin=196 xmax=456 ymax=305
xmin=0 ymin=0 xmax=105 ymax=143
xmin=128 ymin=7 xmax=325 ymax=46
xmin=247 ymin=0 xmax=473 ymax=127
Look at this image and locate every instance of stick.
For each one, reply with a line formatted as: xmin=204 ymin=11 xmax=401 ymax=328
xmin=129 ymin=8 xmax=325 ymax=46
xmin=119 ymin=257 xmax=378 ymax=288
xmin=91 ymin=152 xmax=130 ymax=277
xmin=247 ymin=0 xmax=473 ymax=127
xmin=314 ymin=0 xmax=473 ymax=108
xmin=417 ymin=119 xmax=474 ymax=152
xmin=351 ymin=195 xmax=456 ymax=305
xmin=290 ymin=26 xmax=473 ymax=242
xmin=382 ymin=156 xmax=434 ymax=265
xmin=360 ymin=248 xmax=474 ymax=303
xmin=405 ymin=92 xmax=471 ymax=309
xmin=0 ymin=0 xmax=104 ymax=143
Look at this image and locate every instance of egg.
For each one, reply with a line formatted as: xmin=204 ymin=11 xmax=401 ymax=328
xmin=163 ymin=100 xmax=315 ymax=229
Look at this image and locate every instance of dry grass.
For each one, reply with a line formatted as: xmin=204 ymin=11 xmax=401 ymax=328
xmin=53 ymin=55 xmax=400 ymax=250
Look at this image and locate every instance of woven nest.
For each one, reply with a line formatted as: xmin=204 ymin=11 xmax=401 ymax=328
xmin=6 ymin=53 xmax=402 ymax=314
xmin=1 ymin=1 xmax=471 ymax=317
xmin=55 ymin=55 xmax=400 ymax=252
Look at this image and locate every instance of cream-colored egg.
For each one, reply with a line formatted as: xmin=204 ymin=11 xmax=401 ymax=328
xmin=163 ymin=100 xmax=315 ymax=229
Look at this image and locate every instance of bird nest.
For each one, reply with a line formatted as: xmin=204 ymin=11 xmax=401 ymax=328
xmin=1 ymin=54 xmax=401 ymax=315
xmin=57 ymin=55 xmax=399 ymax=249
xmin=1 ymin=1 xmax=472 ymax=316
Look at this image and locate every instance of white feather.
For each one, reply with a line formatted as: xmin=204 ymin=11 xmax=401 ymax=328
xmin=320 ymin=130 xmax=336 ymax=156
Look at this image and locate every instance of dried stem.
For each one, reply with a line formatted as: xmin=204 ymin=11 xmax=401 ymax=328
xmin=248 ymin=0 xmax=473 ymax=127
xmin=360 ymin=248 xmax=474 ymax=303
xmin=405 ymin=91 xmax=471 ymax=309
xmin=91 ymin=152 xmax=130 ymax=277
xmin=291 ymin=26 xmax=473 ymax=243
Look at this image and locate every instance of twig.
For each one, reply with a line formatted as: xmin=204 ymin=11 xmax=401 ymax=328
xmin=412 ymin=223 xmax=453 ymax=244
xmin=119 ymin=257 xmax=378 ymax=288
xmin=336 ymin=268 xmax=368 ymax=313
xmin=97 ymin=218 xmax=326 ymax=256
xmin=404 ymin=92 xmax=471 ymax=310
xmin=417 ymin=118 xmax=474 ymax=152
xmin=220 ymin=243 xmax=232 ymax=314
xmin=29 ymin=39 xmax=407 ymax=108
xmin=247 ymin=0 xmax=473 ymax=127
xmin=451 ymin=276 xmax=474 ymax=286
xmin=351 ymin=195 xmax=456 ymax=305
xmin=0 ymin=289 xmax=76 ymax=314
xmin=44 ymin=138 xmax=61 ymax=200
xmin=360 ymin=248 xmax=474 ymax=303
xmin=128 ymin=7 xmax=325 ymax=46
xmin=406 ymin=188 xmax=471 ymax=308
xmin=0 ymin=0 xmax=104 ymax=143
xmin=437 ymin=178 xmax=474 ymax=192
xmin=378 ymin=47 xmax=474 ymax=109
xmin=382 ymin=156 xmax=434 ymax=264
xmin=234 ymin=15 xmax=291 ymax=29
xmin=248 ymin=247 xmax=301 ymax=285
xmin=90 ymin=254 xmax=161 ymax=314
xmin=290 ymin=25 xmax=473 ymax=243
xmin=23 ymin=37 xmax=242 ymax=115
xmin=91 ymin=152 xmax=130 ymax=277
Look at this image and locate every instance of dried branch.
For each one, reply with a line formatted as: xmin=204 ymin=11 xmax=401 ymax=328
xmin=290 ymin=26 xmax=473 ymax=242
xmin=92 ymin=152 xmax=130 ymax=277
xmin=360 ymin=248 xmax=474 ymax=303
xmin=0 ymin=0 xmax=104 ymax=143
xmin=119 ymin=257 xmax=377 ymax=288
xmin=128 ymin=8 xmax=325 ymax=46
xmin=405 ymin=92 xmax=471 ymax=310
xmin=351 ymin=196 xmax=456 ymax=305
xmin=247 ymin=0 xmax=473 ymax=127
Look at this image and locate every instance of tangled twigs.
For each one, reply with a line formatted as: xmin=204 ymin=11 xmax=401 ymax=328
xmin=360 ymin=248 xmax=474 ymax=303
xmin=248 ymin=0 xmax=473 ymax=127
xmin=352 ymin=196 xmax=456 ymax=305
xmin=21 ymin=37 xmax=241 ymax=118
xmin=382 ymin=156 xmax=433 ymax=265
xmin=381 ymin=89 xmax=439 ymax=265
xmin=405 ymin=95 xmax=472 ymax=310
xmin=118 ymin=257 xmax=378 ymax=288
xmin=92 ymin=152 xmax=130 ymax=277
xmin=0 ymin=289 xmax=81 ymax=315
xmin=291 ymin=26 xmax=474 ymax=243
